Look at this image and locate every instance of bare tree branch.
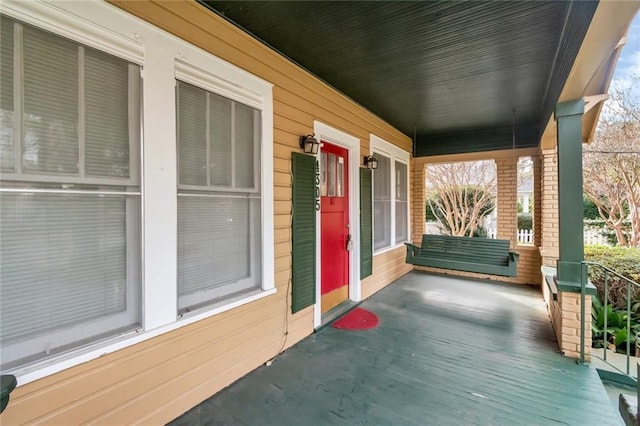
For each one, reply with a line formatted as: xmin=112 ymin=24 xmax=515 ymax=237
xmin=426 ymin=160 xmax=496 ymax=237
xmin=583 ymin=75 xmax=640 ymax=247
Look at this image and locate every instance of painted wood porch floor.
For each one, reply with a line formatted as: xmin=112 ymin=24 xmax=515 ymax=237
xmin=170 ymin=272 xmax=619 ymax=425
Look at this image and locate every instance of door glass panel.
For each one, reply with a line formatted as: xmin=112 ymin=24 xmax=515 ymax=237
xmin=321 ymin=152 xmax=327 ymax=196
xmin=337 ymin=157 xmax=344 ymax=197
xmin=327 ymin=153 xmax=336 ymax=197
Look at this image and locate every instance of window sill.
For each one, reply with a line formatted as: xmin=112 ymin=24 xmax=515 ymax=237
xmin=515 ymin=244 xmax=538 ymax=251
xmin=11 ymin=287 xmax=277 ymax=387
xmin=374 ymin=242 xmax=407 ymax=256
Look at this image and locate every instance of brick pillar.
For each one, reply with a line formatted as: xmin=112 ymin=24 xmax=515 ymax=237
xmin=556 ymin=292 xmax=592 ymax=360
xmin=495 ymin=157 xmax=517 ymax=248
xmin=532 ymin=154 xmax=542 ymax=248
xmin=411 ymin=158 xmax=425 ymax=244
xmin=539 ymin=141 xmax=592 ymax=360
xmin=540 ymin=148 xmax=559 ymax=267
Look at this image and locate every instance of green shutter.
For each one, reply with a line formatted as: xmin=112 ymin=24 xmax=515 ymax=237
xmin=360 ymin=168 xmax=373 ymax=279
xmin=291 ymin=153 xmax=317 ymax=313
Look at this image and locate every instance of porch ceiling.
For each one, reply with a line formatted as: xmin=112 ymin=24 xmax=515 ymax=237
xmin=201 ymin=1 xmax=599 ymax=156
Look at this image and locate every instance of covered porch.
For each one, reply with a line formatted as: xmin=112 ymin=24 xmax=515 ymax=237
xmin=0 ymin=1 xmax=637 ymax=423
xmin=171 ymin=272 xmax=617 ymax=425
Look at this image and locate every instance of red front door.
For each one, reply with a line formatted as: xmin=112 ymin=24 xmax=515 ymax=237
xmin=320 ymin=142 xmax=350 ymax=314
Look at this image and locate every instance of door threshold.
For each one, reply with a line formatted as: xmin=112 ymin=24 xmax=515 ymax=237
xmin=316 ymin=300 xmax=360 ymax=332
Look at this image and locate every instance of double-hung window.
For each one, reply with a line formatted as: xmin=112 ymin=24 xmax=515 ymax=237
xmin=395 ymin=161 xmax=408 ymax=242
xmin=371 ymin=135 xmax=410 ymax=252
xmin=0 ymin=16 xmax=141 ymax=370
xmin=176 ymin=78 xmax=262 ymax=314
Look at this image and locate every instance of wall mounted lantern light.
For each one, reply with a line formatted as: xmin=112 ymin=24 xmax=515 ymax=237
xmin=299 ymin=134 xmax=320 ymax=155
xmin=363 ymin=155 xmax=378 ymax=170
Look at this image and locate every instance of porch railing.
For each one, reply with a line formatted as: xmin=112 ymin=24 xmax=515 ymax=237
xmin=486 ymin=227 xmax=609 ymax=245
xmin=581 ymin=261 xmax=640 ymax=377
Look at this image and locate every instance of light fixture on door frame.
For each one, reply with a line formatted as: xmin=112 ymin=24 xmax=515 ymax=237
xmin=363 ymin=155 xmax=378 ymax=170
xmin=299 ymin=134 xmax=320 ymax=155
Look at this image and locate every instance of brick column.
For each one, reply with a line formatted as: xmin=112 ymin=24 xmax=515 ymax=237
xmin=495 ymin=157 xmax=517 ymax=247
xmin=540 ymin=148 xmax=559 ymax=267
xmin=411 ymin=158 xmax=425 ymax=244
xmin=556 ymin=292 xmax=593 ymax=360
xmin=539 ymin=138 xmax=592 ymax=360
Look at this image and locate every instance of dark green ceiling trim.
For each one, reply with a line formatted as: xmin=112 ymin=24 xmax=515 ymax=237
xmin=414 ymin=124 xmax=539 ymax=157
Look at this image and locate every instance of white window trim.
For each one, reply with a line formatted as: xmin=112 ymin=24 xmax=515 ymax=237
xmin=16 ymin=288 xmax=276 ymax=386
xmin=1 ymin=0 xmax=275 ymax=386
xmin=370 ymin=134 xmax=410 ymax=254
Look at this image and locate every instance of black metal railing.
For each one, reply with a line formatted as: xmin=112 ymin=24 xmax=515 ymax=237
xmin=581 ymin=261 xmax=640 ymax=376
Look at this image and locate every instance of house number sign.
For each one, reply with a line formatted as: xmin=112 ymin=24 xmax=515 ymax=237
xmin=315 ymin=159 xmax=320 ymax=211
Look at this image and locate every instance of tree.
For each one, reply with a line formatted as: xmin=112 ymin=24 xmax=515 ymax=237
xmin=425 ymin=161 xmax=496 ymax=237
xmin=583 ymin=76 xmax=640 ymax=247
xmin=583 ymin=194 xmax=600 ymax=220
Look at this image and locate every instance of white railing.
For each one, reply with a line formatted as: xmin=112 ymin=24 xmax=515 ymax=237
xmin=583 ymin=230 xmax=610 ymax=246
xmin=488 ymin=226 xmax=609 ymax=245
xmin=517 ymin=229 xmax=534 ymax=244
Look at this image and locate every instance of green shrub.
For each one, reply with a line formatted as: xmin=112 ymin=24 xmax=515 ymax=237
xmin=472 ymin=226 xmax=488 ymax=238
xmin=585 ymin=245 xmax=640 ymax=309
xmin=583 ymin=195 xmax=600 ymax=220
xmin=591 ymin=297 xmax=639 ymax=352
xmin=517 ymin=213 xmax=532 ymax=230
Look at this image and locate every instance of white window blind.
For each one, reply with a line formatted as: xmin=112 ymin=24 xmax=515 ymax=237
xmin=373 ymin=152 xmax=391 ymax=251
xmin=1 ymin=16 xmax=15 ymax=171
xmin=0 ymin=17 xmax=141 ymax=370
xmin=395 ymin=161 xmax=408 ymax=243
xmin=176 ymin=81 xmax=262 ymax=314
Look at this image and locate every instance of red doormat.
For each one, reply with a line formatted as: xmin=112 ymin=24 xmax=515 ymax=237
xmin=332 ymin=307 xmax=379 ymax=330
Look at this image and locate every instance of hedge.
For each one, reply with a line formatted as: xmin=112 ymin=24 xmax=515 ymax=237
xmin=585 ymin=245 xmax=640 ymax=308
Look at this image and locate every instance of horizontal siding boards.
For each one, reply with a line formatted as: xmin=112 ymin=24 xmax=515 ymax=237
xmin=362 ymin=246 xmax=412 ymax=299
xmin=111 ymin=0 xmax=411 ymax=150
xmin=3 ymin=1 xmax=413 ymax=424
xmin=360 ymin=168 xmax=373 ymax=279
xmin=291 ymin=152 xmax=317 ymax=313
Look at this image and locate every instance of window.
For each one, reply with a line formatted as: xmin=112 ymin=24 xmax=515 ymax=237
xmin=371 ymin=135 xmax=410 ymax=252
xmin=395 ymin=161 xmax=408 ymax=242
xmin=320 ymin=152 xmax=345 ymax=198
xmin=176 ymin=80 xmax=262 ymax=314
xmin=373 ymin=153 xmax=391 ymax=250
xmin=0 ymin=0 xmax=274 ymax=384
xmin=0 ymin=16 xmax=141 ymax=370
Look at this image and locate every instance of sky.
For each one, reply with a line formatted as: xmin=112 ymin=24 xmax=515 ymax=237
xmin=610 ymin=12 xmax=640 ymax=91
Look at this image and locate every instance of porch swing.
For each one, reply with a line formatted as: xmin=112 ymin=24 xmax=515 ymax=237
xmin=406 ymin=109 xmax=520 ymax=277
xmin=404 ymin=234 xmax=519 ymax=277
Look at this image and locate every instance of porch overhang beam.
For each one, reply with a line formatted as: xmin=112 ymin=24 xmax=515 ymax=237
xmin=414 ymin=123 xmax=539 ymax=157
xmin=540 ymin=1 xmax=640 ymax=149
xmin=582 ymin=94 xmax=609 ymax=114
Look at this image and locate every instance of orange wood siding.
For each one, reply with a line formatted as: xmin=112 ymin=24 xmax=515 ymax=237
xmin=363 ymin=247 xmax=414 ymax=299
xmin=2 ymin=1 xmax=412 ymax=423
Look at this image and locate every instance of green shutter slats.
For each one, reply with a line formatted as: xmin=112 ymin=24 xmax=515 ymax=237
xmin=291 ymin=153 xmax=316 ymax=313
xmin=360 ymin=168 xmax=373 ymax=279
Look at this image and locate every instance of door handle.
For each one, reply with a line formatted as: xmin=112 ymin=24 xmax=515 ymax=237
xmin=346 ymin=234 xmax=353 ymax=251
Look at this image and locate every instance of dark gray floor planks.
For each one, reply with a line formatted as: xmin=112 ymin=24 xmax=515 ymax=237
xmin=169 ymin=272 xmax=620 ymax=426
